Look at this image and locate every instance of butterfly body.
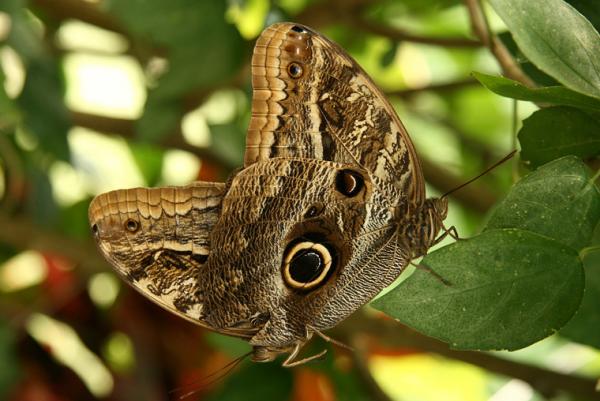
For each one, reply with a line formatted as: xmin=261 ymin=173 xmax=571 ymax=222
xmin=88 ymin=23 xmax=447 ymax=365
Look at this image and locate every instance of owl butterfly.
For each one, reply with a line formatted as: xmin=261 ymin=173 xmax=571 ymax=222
xmin=89 ymin=22 xmax=448 ymax=366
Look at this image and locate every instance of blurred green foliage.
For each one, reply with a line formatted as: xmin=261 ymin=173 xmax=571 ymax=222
xmin=0 ymin=0 xmax=599 ymax=400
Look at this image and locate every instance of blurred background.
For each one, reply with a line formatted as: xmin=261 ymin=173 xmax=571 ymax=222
xmin=0 ymin=0 xmax=598 ymax=400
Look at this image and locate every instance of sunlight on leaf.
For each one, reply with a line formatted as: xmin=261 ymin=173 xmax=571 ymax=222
xmin=26 ymin=313 xmax=114 ymax=397
xmin=0 ymin=46 xmax=24 ymax=98
xmin=103 ymin=332 xmax=135 ymax=374
xmin=64 ymin=53 xmax=146 ymax=119
xmin=370 ymin=354 xmax=489 ymax=401
xmin=88 ymin=272 xmax=120 ymax=309
xmin=56 ymin=20 xmax=128 ymax=53
xmin=68 ymin=127 xmax=145 ymax=193
xmin=0 ymin=250 xmax=46 ymax=292
xmin=161 ymin=149 xmax=200 ymax=186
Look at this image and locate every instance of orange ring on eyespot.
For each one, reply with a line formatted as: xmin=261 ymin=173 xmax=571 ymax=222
xmin=282 ymin=242 xmax=332 ymax=290
xmin=287 ymin=62 xmax=304 ymax=79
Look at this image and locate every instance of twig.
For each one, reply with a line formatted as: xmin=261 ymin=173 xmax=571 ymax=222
xmin=31 ymin=0 xmax=127 ymax=36
xmin=386 ymin=77 xmax=479 ymax=98
xmin=352 ymin=18 xmax=482 ymax=48
xmin=0 ymin=213 xmax=105 ymax=275
xmin=464 ymin=0 xmax=535 ymax=87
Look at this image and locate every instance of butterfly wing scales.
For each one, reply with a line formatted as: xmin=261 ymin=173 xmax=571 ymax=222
xmin=246 ymin=22 xmax=425 ymax=205
xmin=88 ymin=182 xmax=256 ymax=338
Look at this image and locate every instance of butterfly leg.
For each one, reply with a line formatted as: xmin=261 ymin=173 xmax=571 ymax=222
xmin=412 ymin=261 xmax=452 ymax=286
xmin=308 ymin=325 xmax=354 ymax=352
xmin=282 ymin=343 xmax=328 ymax=367
xmin=432 ymin=225 xmax=460 ymax=246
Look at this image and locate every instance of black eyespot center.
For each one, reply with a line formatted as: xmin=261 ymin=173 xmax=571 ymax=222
xmin=282 ymin=238 xmax=336 ymax=291
xmin=335 ymin=169 xmax=364 ymax=197
xmin=304 ymin=204 xmax=323 ymax=219
xmin=289 ymin=249 xmax=323 ymax=283
xmin=125 ymin=218 xmax=139 ymax=233
xmin=91 ymin=223 xmax=99 ymax=235
xmin=291 ymin=25 xmax=305 ymax=33
xmin=287 ymin=62 xmax=303 ymax=78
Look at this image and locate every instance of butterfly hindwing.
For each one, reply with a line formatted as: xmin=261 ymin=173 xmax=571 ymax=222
xmin=88 ymin=182 xmax=258 ymax=335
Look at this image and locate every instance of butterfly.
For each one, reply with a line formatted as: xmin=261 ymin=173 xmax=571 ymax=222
xmin=88 ymin=22 xmax=447 ymax=366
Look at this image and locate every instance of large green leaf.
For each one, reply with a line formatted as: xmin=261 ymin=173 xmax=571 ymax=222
xmin=486 ymin=156 xmax=600 ymax=250
xmin=519 ymin=107 xmax=600 ymax=168
xmin=372 ymin=229 xmax=584 ymax=350
xmin=489 ymin=0 xmax=600 ymax=99
xmin=473 ymin=73 xmax=600 ymax=110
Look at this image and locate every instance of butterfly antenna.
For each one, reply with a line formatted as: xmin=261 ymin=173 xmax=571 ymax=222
xmin=441 ymin=150 xmax=517 ymax=199
xmin=170 ymin=350 xmax=253 ymax=400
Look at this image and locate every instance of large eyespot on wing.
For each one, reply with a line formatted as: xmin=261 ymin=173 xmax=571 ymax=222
xmin=88 ymin=182 xmax=227 ymax=330
xmin=282 ymin=240 xmax=334 ymax=291
xmin=244 ymin=22 xmax=425 ymax=205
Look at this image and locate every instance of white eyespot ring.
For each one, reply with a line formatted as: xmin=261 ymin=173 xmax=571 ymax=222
xmin=282 ymin=241 xmax=332 ymax=290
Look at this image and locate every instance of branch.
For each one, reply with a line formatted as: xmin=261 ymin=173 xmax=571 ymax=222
xmin=336 ymin=312 xmax=600 ymax=401
xmin=386 ymin=77 xmax=479 ymax=98
xmin=0 ymin=213 xmax=105 ymax=275
xmin=31 ymin=0 xmax=127 ymax=36
xmin=464 ymin=0 xmax=535 ymax=87
xmin=297 ymin=0 xmax=481 ymax=48
xmin=352 ymin=18 xmax=482 ymax=48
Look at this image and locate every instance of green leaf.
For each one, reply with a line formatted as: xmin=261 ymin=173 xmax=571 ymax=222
xmin=136 ymin=100 xmax=182 ymax=142
xmin=0 ymin=320 xmax=20 ymax=398
xmin=107 ymin=0 xmax=245 ymax=142
xmin=473 ymin=72 xmax=600 ymax=110
xmin=372 ymin=229 xmax=584 ymax=351
xmin=498 ymin=32 xmax=558 ymax=87
xmin=519 ymin=107 xmax=600 ymax=168
xmin=486 ymin=156 xmax=600 ymax=250
xmin=59 ymin=199 xmax=93 ymax=239
xmin=129 ymin=143 xmax=164 ymax=186
xmin=560 ymin=247 xmax=600 ymax=349
xmin=7 ymin=4 xmax=71 ymax=160
xmin=0 ymin=68 xmax=20 ymax=130
xmin=209 ymin=123 xmax=246 ymax=168
xmin=489 ymin=0 xmax=600 ymax=99
xmin=205 ymin=361 xmax=293 ymax=401
xmin=204 ymin=332 xmax=251 ymax=357
xmin=17 ymin=60 xmax=71 ymax=161
xmin=564 ymin=0 xmax=600 ymax=34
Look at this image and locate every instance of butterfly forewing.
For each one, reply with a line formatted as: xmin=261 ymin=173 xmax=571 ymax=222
xmin=245 ymin=22 xmax=425 ymax=206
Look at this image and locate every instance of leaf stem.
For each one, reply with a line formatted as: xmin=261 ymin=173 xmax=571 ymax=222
xmin=579 ymin=245 xmax=600 ymax=260
xmin=464 ymin=0 xmax=536 ymax=87
xmin=511 ymin=99 xmax=520 ymax=182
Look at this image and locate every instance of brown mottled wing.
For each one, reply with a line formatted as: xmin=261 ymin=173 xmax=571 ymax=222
xmin=245 ymin=22 xmax=425 ymax=205
xmin=88 ymin=182 xmax=255 ymax=338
